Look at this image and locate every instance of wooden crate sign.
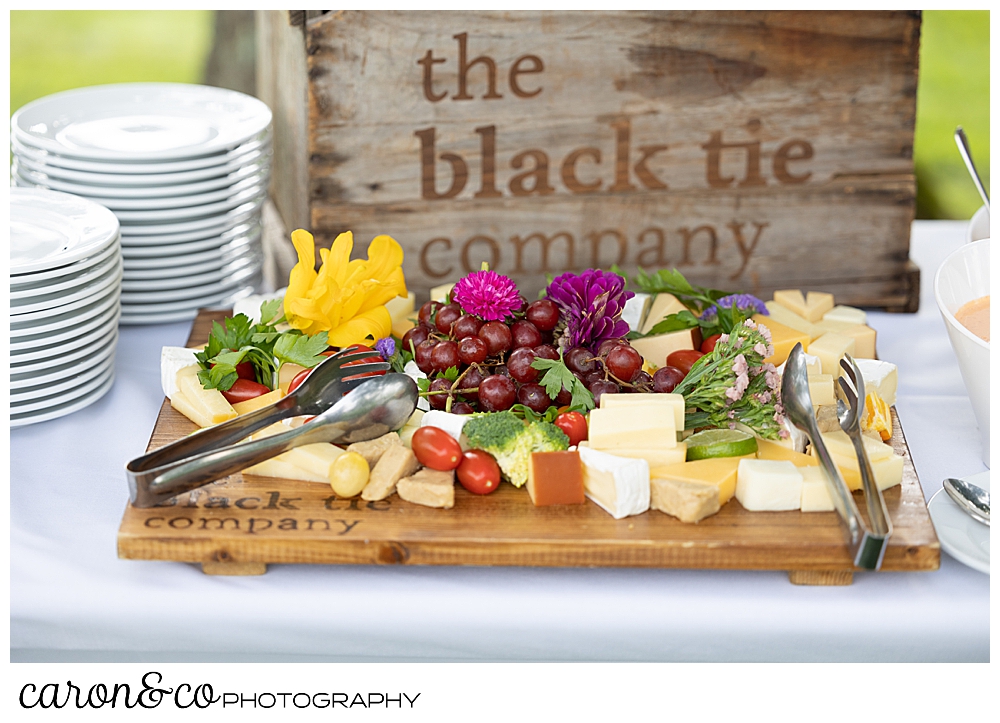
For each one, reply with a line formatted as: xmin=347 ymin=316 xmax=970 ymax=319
xmin=259 ymin=10 xmax=921 ymax=308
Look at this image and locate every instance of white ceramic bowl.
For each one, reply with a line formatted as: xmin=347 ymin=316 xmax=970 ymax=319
xmin=934 ymin=237 xmax=991 ymax=467
xmin=967 ymin=205 xmax=989 ymax=244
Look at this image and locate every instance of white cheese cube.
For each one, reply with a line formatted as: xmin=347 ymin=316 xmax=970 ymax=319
xmin=807 ymin=332 xmax=856 ymax=376
xmin=799 ymin=467 xmax=835 ymax=512
xmin=161 ymin=346 xmax=200 ymax=399
xmin=823 ymin=305 xmax=867 ymax=325
xmin=403 ymin=360 xmax=431 ymax=411
xmin=855 ymin=359 xmax=898 ymax=406
xmin=578 ymin=446 xmax=650 ymax=519
xmin=599 ymin=392 xmax=685 ymax=430
xmin=735 ymin=459 xmax=803 ymax=511
xmin=420 ymin=410 xmax=471 ymax=441
xmin=808 ymin=374 xmax=836 ymax=407
xmin=588 ymin=406 xmax=677 ymax=450
xmin=621 ymin=293 xmax=652 ymax=332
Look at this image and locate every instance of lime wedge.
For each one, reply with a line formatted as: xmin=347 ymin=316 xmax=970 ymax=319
xmin=685 ymin=429 xmax=758 ymax=460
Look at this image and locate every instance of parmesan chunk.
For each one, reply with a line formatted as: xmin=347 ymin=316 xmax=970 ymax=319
xmin=361 ymin=444 xmax=420 ymax=501
xmin=397 ymin=468 xmax=455 ymax=508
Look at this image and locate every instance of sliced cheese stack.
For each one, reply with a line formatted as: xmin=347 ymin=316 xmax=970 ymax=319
xmin=590 ymin=393 xmax=687 ymax=467
xmin=811 ymin=430 xmax=903 ymax=492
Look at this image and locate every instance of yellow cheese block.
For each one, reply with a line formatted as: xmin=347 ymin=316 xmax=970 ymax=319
xmin=808 ymin=374 xmax=836 ymax=407
xmin=392 ymin=317 xmax=416 ymax=339
xmin=630 ymin=328 xmax=696 ymax=368
xmin=800 ymin=466 xmax=835 ymax=511
xmin=599 ymin=393 xmax=685 ymax=430
xmin=807 ymin=332 xmax=856 ymax=376
xmin=284 ymin=443 xmax=346 ymax=480
xmin=232 ymin=388 xmax=283 ymax=415
xmin=278 ymin=363 xmax=307 ymax=395
xmin=752 ymin=315 xmax=811 ymax=367
xmin=764 ymin=300 xmax=821 ymax=340
xmin=588 ymin=406 xmax=677 ymax=450
xmin=649 ymin=456 xmax=747 ymax=504
xmin=640 ymin=293 xmax=688 ymax=334
xmin=169 ymin=389 xmax=214 ymax=428
xmin=773 ymin=289 xmax=834 ymax=322
xmin=817 ymin=429 xmax=894 ymax=462
xmin=825 ymin=450 xmax=904 ymax=492
xmin=430 ymin=283 xmax=454 ymax=303
xmin=244 ymin=455 xmax=329 ymax=483
xmin=823 ymin=305 xmax=867 ymax=325
xmin=387 ymin=292 xmax=417 ymax=338
xmin=755 ymin=438 xmax=819 ymax=467
xmin=176 ymin=365 xmax=238 ymax=425
xmin=814 ymin=320 xmax=877 ymax=359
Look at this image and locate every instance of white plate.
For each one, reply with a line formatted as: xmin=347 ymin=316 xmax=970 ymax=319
xmin=12 ymin=361 xmax=116 ymax=413
xmin=120 ymin=261 xmax=261 ymax=303
xmin=11 ymin=336 xmax=118 ymax=390
xmin=13 ymin=146 xmax=272 ymax=189
xmin=118 ymin=285 xmax=257 ymax=325
xmin=10 ymin=369 xmax=116 ymax=428
xmin=11 ymin=249 xmax=120 ymax=300
xmin=121 ymin=251 xmax=262 ymax=291
xmin=10 ymin=239 xmax=119 ymax=286
xmin=121 ymin=230 xmax=259 ymax=269
xmin=93 ymin=176 xmax=268 ymax=212
xmin=928 ymin=471 xmax=990 ymax=574
xmin=12 ymin=83 xmax=272 ymax=161
xmin=111 ymin=185 xmax=267 ymax=223
xmin=119 ymin=195 xmax=264 ymax=236
xmin=11 ymin=325 xmax=118 ymax=377
xmin=11 ymin=130 xmax=270 ymax=175
xmin=11 ymin=304 xmax=120 ymax=354
xmin=122 ymin=243 xmax=261 ymax=281
xmin=10 ymin=284 xmax=120 ymax=338
xmin=10 ymin=187 xmax=119 ymax=273
xmin=11 ymin=258 xmax=122 ymax=316
xmin=120 ymin=219 xmax=260 ymax=249
xmin=13 ymin=158 xmax=269 ymax=203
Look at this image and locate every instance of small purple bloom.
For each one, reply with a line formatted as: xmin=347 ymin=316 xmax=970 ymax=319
xmin=700 ymin=294 xmax=769 ymax=320
xmin=375 ymin=337 xmax=395 ymax=360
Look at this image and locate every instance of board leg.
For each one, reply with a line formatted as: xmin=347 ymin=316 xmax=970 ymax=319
xmin=788 ymin=570 xmax=853 ymax=586
xmin=201 ymin=561 xmax=267 ymax=576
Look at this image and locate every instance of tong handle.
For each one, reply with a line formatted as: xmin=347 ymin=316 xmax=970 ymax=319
xmin=848 ymin=433 xmax=893 ymax=539
xmin=127 ymin=421 xmax=327 ymax=508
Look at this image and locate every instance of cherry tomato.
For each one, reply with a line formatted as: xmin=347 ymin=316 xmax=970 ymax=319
xmin=701 ymin=334 xmax=723 ymax=354
xmin=456 ymin=449 xmax=502 ymax=495
xmin=287 ymin=368 xmax=311 ymax=394
xmin=221 ymin=378 xmax=271 ymax=405
xmin=666 ymin=349 xmax=705 ymax=377
xmin=411 ymin=426 xmax=463 ymax=471
xmin=554 ymin=411 xmax=588 ymax=447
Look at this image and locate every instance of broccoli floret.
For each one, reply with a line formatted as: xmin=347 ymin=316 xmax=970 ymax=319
xmin=464 ymin=412 xmax=569 ymax=488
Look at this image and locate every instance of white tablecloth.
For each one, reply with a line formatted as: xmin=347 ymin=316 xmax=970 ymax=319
xmin=10 ymin=221 xmax=989 ymax=662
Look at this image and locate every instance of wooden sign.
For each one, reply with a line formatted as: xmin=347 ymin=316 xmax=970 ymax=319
xmin=118 ymin=311 xmax=939 ymax=584
xmin=258 ymin=10 xmax=921 ymax=309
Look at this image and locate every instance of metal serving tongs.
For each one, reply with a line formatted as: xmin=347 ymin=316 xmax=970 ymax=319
xmin=126 ymin=348 xmax=418 ymax=508
xmin=781 ymin=344 xmax=892 ymax=570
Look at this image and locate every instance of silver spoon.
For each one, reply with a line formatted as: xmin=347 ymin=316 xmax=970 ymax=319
xmin=943 ymin=477 xmax=990 ymax=526
xmin=954 ymin=127 xmax=990 ymax=211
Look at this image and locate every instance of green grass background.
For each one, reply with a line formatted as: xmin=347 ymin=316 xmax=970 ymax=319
xmin=9 ymin=10 xmax=989 ymax=219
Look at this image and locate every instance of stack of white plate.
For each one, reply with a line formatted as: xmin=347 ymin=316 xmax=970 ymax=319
xmin=10 ymin=83 xmax=272 ymax=324
xmin=10 ymin=188 xmax=123 ymax=427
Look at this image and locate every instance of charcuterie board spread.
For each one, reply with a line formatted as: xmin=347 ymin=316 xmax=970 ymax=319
xmin=119 ymin=230 xmax=939 ymax=584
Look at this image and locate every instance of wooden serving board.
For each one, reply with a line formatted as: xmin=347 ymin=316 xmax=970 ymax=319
xmin=118 ymin=311 xmax=940 ymax=584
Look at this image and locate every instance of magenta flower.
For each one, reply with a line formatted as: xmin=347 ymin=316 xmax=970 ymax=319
xmin=452 ymin=270 xmax=522 ymax=321
xmin=546 ymin=269 xmax=634 ymax=350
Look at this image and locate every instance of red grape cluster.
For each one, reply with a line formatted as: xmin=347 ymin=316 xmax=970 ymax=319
xmin=402 ymin=296 xmax=688 ymax=414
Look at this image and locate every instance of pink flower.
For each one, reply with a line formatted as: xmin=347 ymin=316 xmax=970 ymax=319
xmin=753 ymin=342 xmax=767 ymax=356
xmin=757 ymin=323 xmax=772 ymax=343
xmin=452 ymin=270 xmax=522 ymax=321
xmin=779 ymin=429 xmax=790 ymax=439
xmin=764 ymin=364 xmax=781 ymax=390
xmin=732 ymin=354 xmax=748 ymax=376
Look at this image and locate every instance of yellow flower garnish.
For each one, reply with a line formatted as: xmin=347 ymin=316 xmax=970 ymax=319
xmin=284 ymin=229 xmax=407 ymax=347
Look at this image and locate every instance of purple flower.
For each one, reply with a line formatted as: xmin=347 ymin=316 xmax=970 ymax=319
xmin=375 ymin=337 xmax=395 ymax=360
xmin=452 ymin=270 xmax=522 ymax=321
xmin=700 ymin=294 xmax=769 ymax=320
xmin=546 ymin=269 xmax=634 ymax=351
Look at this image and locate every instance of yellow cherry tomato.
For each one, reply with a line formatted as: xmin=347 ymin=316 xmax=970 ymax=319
xmin=329 ymin=451 xmax=370 ymax=497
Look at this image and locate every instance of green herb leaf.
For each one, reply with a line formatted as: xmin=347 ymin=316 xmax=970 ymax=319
xmin=416 ymin=377 xmax=431 ymax=395
xmin=441 ymin=365 xmax=461 ymax=382
xmin=197 ymin=365 xmax=238 ymax=391
xmin=530 ymin=353 xmax=595 ymax=412
xmin=569 ymin=380 xmax=596 ymax=411
xmin=637 ymin=310 xmax=701 ymax=338
xmin=259 ymin=298 xmax=283 ymax=326
xmin=273 ymin=330 xmax=330 ymax=368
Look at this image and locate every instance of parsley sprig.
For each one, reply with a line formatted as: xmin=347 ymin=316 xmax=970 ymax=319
xmin=530 ymin=352 xmax=595 ymax=412
xmin=193 ymin=300 xmax=330 ymax=392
